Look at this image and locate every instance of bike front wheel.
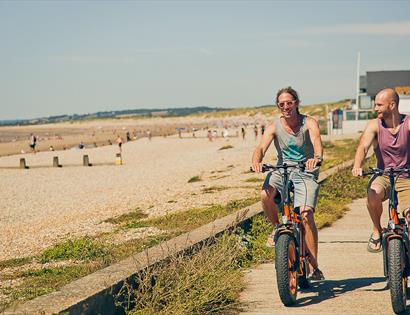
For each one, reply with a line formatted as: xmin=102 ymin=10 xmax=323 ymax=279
xmin=388 ymin=238 xmax=407 ymax=314
xmin=275 ymin=234 xmax=298 ymax=306
xmin=298 ymin=259 xmax=310 ymax=289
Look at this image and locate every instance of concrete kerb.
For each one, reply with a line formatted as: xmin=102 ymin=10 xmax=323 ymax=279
xmin=5 ymin=159 xmax=356 ymax=315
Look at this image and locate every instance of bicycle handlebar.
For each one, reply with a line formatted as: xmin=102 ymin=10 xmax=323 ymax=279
xmin=362 ymin=166 xmax=410 ymax=177
xmin=250 ymin=161 xmax=322 ymax=173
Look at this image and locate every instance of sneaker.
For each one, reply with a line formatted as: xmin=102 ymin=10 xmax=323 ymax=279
xmin=308 ymin=268 xmax=325 ymax=281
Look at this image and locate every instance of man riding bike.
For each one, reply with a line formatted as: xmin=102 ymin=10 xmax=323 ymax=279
xmin=352 ymin=88 xmax=410 ymax=253
xmin=252 ymin=86 xmax=325 ymax=280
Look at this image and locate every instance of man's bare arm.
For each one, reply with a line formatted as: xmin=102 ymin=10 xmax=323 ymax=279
xmin=306 ymin=116 xmax=323 ymax=170
xmin=252 ymin=124 xmax=275 ymax=173
xmin=352 ymin=119 xmax=378 ymax=176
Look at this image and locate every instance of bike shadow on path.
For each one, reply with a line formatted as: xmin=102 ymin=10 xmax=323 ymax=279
xmin=292 ymin=276 xmax=386 ymax=307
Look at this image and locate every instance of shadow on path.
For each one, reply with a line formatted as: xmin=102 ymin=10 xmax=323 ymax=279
xmin=293 ymin=276 xmax=386 ymax=307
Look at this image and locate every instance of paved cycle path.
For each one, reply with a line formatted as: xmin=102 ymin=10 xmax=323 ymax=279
xmin=238 ymin=198 xmax=403 ymax=315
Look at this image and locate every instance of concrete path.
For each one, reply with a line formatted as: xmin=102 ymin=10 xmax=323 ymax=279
xmin=238 ymin=198 xmax=406 ymax=315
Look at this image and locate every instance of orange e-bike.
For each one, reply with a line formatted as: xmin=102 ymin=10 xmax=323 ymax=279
xmin=363 ymin=166 xmax=410 ymax=314
xmin=256 ymin=161 xmax=316 ymax=306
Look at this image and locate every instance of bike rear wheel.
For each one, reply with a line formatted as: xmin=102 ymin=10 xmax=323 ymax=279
xmin=388 ymin=238 xmax=407 ymax=314
xmin=275 ymin=234 xmax=298 ymax=306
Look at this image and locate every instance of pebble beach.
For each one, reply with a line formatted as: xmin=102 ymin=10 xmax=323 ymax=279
xmin=0 ymin=126 xmax=275 ymax=261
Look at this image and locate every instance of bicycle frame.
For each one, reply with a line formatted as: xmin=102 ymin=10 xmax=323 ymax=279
xmin=252 ymin=161 xmax=320 ymax=305
xmin=364 ymin=167 xmax=410 ymax=277
xmin=271 ymin=163 xmax=309 ymax=276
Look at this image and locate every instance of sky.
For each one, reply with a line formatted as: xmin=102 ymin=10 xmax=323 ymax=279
xmin=0 ymin=0 xmax=409 ymax=120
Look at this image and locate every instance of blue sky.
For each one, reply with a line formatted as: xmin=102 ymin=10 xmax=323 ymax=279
xmin=1 ymin=0 xmax=409 ymax=120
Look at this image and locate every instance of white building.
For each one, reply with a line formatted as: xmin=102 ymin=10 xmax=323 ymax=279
xmin=330 ymin=70 xmax=410 ymax=135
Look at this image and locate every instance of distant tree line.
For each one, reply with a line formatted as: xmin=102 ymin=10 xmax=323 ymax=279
xmin=0 ymin=106 xmax=226 ymax=126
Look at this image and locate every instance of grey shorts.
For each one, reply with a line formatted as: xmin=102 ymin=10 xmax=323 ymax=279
xmin=262 ymin=169 xmax=320 ymax=210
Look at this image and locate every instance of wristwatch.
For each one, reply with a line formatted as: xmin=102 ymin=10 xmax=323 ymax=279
xmin=315 ymin=155 xmax=323 ymax=162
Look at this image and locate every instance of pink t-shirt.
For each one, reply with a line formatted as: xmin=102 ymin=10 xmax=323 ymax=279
xmin=374 ymin=115 xmax=410 ymax=177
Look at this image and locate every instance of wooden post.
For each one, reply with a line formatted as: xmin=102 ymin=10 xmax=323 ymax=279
xmin=53 ymin=156 xmax=62 ymax=167
xmin=83 ymin=155 xmax=91 ymax=166
xmin=20 ymin=158 xmax=28 ymax=169
xmin=115 ymin=153 xmax=122 ymax=166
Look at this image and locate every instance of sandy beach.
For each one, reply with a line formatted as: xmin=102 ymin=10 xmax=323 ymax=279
xmin=0 ymin=122 xmax=274 ymax=261
xmin=0 ymin=115 xmax=266 ymax=157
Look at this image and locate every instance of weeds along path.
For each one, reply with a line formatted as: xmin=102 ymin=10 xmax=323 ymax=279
xmin=238 ymin=198 xmax=393 ymax=314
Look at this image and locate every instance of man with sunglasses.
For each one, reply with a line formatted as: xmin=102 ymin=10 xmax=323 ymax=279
xmin=352 ymin=88 xmax=410 ymax=253
xmin=252 ymin=86 xmax=324 ymax=281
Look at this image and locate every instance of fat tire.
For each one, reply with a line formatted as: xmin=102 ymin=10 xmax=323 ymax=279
xmin=298 ymin=261 xmax=310 ymax=289
xmin=388 ymin=238 xmax=407 ymax=314
xmin=275 ymin=234 xmax=298 ymax=306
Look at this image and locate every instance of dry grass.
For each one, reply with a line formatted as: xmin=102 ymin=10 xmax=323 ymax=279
xmin=194 ymin=100 xmax=348 ymax=121
xmin=128 ymin=234 xmax=247 ymax=315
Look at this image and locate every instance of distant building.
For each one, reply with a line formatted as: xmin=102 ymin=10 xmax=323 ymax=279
xmin=358 ymin=70 xmax=410 ymax=113
xmin=330 ymin=70 xmax=410 ymax=135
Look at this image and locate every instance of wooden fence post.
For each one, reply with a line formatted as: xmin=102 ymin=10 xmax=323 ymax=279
xmin=53 ymin=156 xmax=62 ymax=167
xmin=20 ymin=158 xmax=28 ymax=169
xmin=83 ymin=155 xmax=91 ymax=167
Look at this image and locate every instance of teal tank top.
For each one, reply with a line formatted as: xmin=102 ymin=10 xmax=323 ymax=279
xmin=273 ymin=115 xmax=315 ymax=165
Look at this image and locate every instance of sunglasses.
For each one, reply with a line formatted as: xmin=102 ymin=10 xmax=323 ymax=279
xmin=277 ymin=100 xmax=297 ymax=108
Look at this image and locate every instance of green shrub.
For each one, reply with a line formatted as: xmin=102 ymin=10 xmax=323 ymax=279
xmin=219 ymin=145 xmax=234 ymax=150
xmin=40 ymin=237 xmax=109 ymax=263
xmin=188 ymin=175 xmax=202 ymax=183
xmin=104 ymin=208 xmax=147 ymax=225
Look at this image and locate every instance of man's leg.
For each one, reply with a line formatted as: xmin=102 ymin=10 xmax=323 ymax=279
xmin=300 ymin=207 xmax=318 ymax=269
xmin=367 ymin=183 xmax=385 ymax=250
xmin=396 ymin=179 xmax=410 ymax=237
xmin=261 ymin=186 xmax=279 ymax=225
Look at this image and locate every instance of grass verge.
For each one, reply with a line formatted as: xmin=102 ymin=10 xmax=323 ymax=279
xmin=0 ymin=197 xmax=258 ymax=311
xmin=321 ymin=138 xmax=359 ymax=171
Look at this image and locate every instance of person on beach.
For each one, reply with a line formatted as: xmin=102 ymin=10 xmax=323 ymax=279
xmin=252 ymin=86 xmax=324 ymax=280
xmin=29 ymin=133 xmax=37 ymax=153
xmin=207 ymin=129 xmax=213 ymax=142
xmin=116 ymin=135 xmax=123 ymax=153
xmin=352 ymin=88 xmax=410 ymax=253
xmin=223 ymin=127 xmax=229 ymax=141
xmin=254 ymin=125 xmax=258 ymax=140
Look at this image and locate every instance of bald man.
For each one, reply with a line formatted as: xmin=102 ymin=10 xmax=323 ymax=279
xmin=352 ymin=88 xmax=410 ymax=252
